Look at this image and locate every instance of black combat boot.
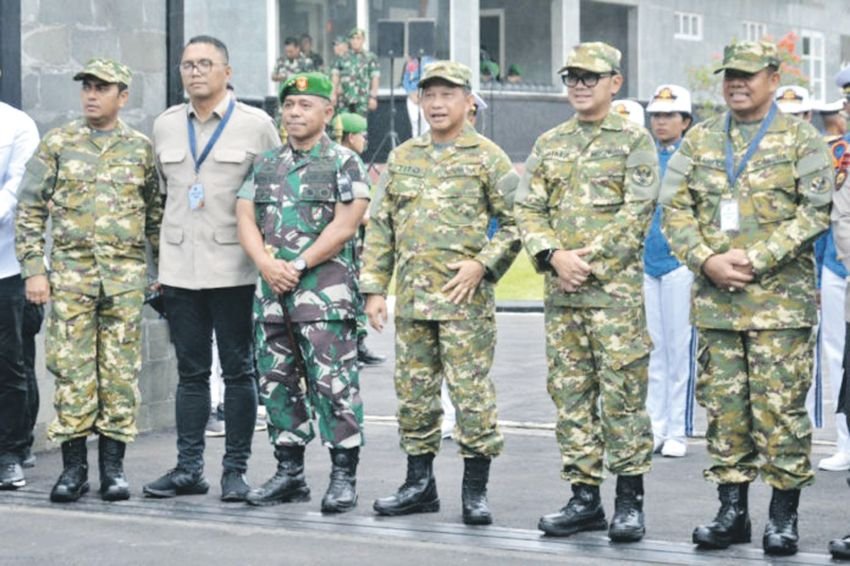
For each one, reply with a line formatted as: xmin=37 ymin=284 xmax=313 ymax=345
xmin=98 ymin=436 xmax=130 ymax=501
xmin=538 ymin=483 xmax=607 ymax=536
xmin=693 ymin=482 xmax=751 ymax=549
xmin=608 ymin=474 xmax=645 ymax=542
xmin=50 ymin=437 xmax=89 ymax=503
xmin=462 ymin=457 xmax=492 ymax=525
xmin=246 ymin=445 xmax=310 ymax=506
xmin=321 ymin=447 xmax=359 ymax=513
xmin=373 ymin=453 xmax=440 ymax=516
xmin=763 ymin=488 xmax=800 ymax=556
xmin=357 ymin=338 xmax=386 ymax=367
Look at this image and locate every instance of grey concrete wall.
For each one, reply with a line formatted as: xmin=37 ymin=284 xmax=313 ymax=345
xmin=20 ymin=0 xmax=168 ymax=136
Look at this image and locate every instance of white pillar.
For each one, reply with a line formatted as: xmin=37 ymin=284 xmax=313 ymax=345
xmin=450 ymin=0 xmax=480 ymax=90
xmin=266 ymin=0 xmax=279 ymax=97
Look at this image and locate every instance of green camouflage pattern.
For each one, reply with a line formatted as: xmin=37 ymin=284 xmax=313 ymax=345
xmin=545 ymin=305 xmax=653 ymax=485
xmin=16 ymin=119 xmax=162 ymax=297
xmin=558 ymin=41 xmax=622 ymax=74
xmin=73 ymin=57 xmax=133 ymax=85
xmin=394 ymin=319 xmax=502 ymax=457
xmin=272 ymin=54 xmax=316 ymax=84
xmin=714 ymin=40 xmax=781 ymax=74
xmin=361 ymin=124 xmax=521 ymax=320
xmin=514 ymin=111 xmax=660 ymax=308
xmin=659 ymin=110 xmax=833 ymax=330
xmin=420 ymin=60 xmax=472 ymax=88
xmin=46 ymin=288 xmax=144 ymax=443
xmin=332 ymin=49 xmax=379 ymax=116
xmin=238 ymin=134 xmax=370 ymax=323
xmin=256 ymin=320 xmax=363 ymax=448
xmin=696 ymin=328 xmax=815 ymax=489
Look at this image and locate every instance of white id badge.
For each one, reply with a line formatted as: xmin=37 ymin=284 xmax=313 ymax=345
xmin=719 ymin=199 xmax=739 ymax=232
xmin=188 ymin=183 xmax=205 ymax=210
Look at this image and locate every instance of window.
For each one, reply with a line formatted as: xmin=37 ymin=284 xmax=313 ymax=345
xmin=742 ymin=21 xmax=767 ymax=42
xmin=801 ymin=30 xmax=825 ymax=102
xmin=674 ymin=12 xmax=702 ymax=41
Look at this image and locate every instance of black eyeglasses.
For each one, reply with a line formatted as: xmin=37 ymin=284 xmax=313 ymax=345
xmin=179 ymin=59 xmax=226 ymax=74
xmin=561 ymin=72 xmax=614 ymax=88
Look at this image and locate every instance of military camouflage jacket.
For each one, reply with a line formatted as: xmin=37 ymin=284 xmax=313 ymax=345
xmin=660 ymin=110 xmax=833 ymax=330
xmin=238 ymin=134 xmax=369 ymax=323
xmin=514 ymin=112 xmax=660 ymax=309
xmin=332 ymin=50 xmax=379 ymax=112
xmin=361 ymin=125 xmax=521 ymax=320
xmin=272 ymin=54 xmax=316 ymax=83
xmin=16 ymin=119 xmax=161 ymax=297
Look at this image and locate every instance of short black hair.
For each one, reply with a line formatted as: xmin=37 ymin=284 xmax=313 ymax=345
xmin=185 ymin=35 xmax=229 ymax=63
xmin=117 ymin=83 xmax=128 ymax=93
xmin=284 ymin=37 xmax=299 ymax=47
xmin=300 ymin=33 xmax=313 ymax=42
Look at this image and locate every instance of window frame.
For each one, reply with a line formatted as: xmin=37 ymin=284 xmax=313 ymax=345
xmin=674 ymin=11 xmax=702 ymax=42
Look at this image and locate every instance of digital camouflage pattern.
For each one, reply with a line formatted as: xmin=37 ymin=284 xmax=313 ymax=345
xmin=659 ymin=110 xmax=833 ymax=330
xmin=696 ymin=328 xmax=814 ymax=489
xmin=545 ymin=306 xmax=653 ymax=484
xmin=16 ymin=119 xmax=162 ymax=296
xmin=73 ymin=57 xmax=133 ymax=85
xmin=272 ymin=54 xmax=316 ymax=84
xmin=514 ymin=111 xmax=660 ymax=308
xmin=238 ymin=134 xmax=370 ymax=323
xmin=419 ymin=60 xmax=472 ymax=88
xmin=256 ymin=320 xmax=363 ymax=448
xmin=714 ymin=40 xmax=780 ymax=74
xmin=558 ymin=41 xmax=622 ymax=74
xmin=332 ymin=49 xmax=379 ymax=116
xmin=47 ymin=288 xmax=144 ymax=443
xmin=394 ymin=319 xmax=502 ymax=457
xmin=361 ymin=124 xmax=521 ymax=320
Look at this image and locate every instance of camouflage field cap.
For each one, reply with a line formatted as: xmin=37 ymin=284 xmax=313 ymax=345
xmin=333 ymin=36 xmax=348 ymax=46
xmin=73 ymin=58 xmax=132 ymax=86
xmin=714 ymin=41 xmax=780 ymax=74
xmin=279 ymin=72 xmax=333 ymax=102
xmin=419 ymin=61 xmax=472 ymax=89
xmin=558 ymin=42 xmax=621 ymax=74
xmin=334 ymin=112 xmax=367 ymax=134
xmin=349 ymin=27 xmax=366 ymax=39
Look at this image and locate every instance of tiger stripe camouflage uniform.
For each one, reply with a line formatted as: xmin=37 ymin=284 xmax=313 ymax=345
xmin=16 ymin=119 xmax=161 ymax=444
xmin=238 ymin=133 xmax=369 ymax=449
xmin=515 ymin=110 xmax=659 ymax=485
xmin=361 ymin=122 xmax=521 ymax=458
xmin=660 ymin=95 xmax=833 ymax=492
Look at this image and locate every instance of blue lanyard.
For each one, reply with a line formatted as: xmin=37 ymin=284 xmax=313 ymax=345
xmin=188 ymin=98 xmax=236 ymax=174
xmin=724 ymin=103 xmax=777 ymax=189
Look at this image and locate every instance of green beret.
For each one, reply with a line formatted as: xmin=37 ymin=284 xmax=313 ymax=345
xmin=335 ymin=112 xmax=367 ymax=134
xmin=349 ymin=27 xmax=366 ymax=39
xmin=279 ymin=72 xmax=333 ymax=102
xmin=507 ymin=64 xmax=522 ymax=76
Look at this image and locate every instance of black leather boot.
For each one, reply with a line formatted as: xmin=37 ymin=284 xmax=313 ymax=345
xmin=357 ymin=338 xmax=386 ymax=366
xmin=98 ymin=436 xmax=130 ymax=501
xmin=609 ymin=474 xmax=645 ymax=542
xmin=373 ymin=453 xmax=440 ymax=516
xmin=462 ymin=457 xmax=492 ymax=525
xmin=50 ymin=437 xmax=89 ymax=503
xmin=321 ymin=447 xmax=359 ymax=513
xmin=693 ymin=482 xmax=751 ymax=549
xmin=538 ymin=483 xmax=607 ymax=536
xmin=246 ymin=445 xmax=310 ymax=506
xmin=763 ymin=488 xmax=800 ymax=556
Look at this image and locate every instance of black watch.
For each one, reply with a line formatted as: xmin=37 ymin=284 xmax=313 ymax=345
xmin=543 ymin=249 xmax=557 ymax=265
xmin=292 ymin=257 xmax=308 ymax=273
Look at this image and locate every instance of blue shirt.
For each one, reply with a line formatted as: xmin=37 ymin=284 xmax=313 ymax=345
xmin=643 ymin=141 xmax=682 ymax=278
xmin=402 ymin=56 xmax=435 ymax=94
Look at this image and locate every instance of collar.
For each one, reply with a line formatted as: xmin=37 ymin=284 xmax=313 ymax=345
xmin=187 ymin=91 xmax=233 ymax=119
xmin=656 ymin=139 xmax=682 ymax=154
xmin=412 ymin=124 xmax=480 ymax=148
xmin=561 ymin=111 xmax=626 ymax=135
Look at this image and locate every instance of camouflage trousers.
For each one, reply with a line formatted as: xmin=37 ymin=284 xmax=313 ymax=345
xmin=46 ymin=287 xmax=144 ymax=443
xmin=255 ymin=320 xmax=363 ymax=449
xmin=696 ymin=327 xmax=815 ymax=490
xmin=394 ymin=318 xmax=503 ymax=458
xmin=544 ymin=306 xmax=653 ymax=485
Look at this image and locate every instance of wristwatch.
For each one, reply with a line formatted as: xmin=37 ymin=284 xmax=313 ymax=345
xmin=292 ymin=257 xmax=308 ymax=273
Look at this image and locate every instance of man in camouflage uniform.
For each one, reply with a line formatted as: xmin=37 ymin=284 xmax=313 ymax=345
xmin=271 ymin=36 xmax=316 ymax=84
xmin=331 ymin=28 xmax=379 ymax=117
xmin=15 ymin=58 xmax=161 ymax=503
xmin=660 ymin=41 xmax=833 ymax=556
xmin=514 ymin=42 xmax=658 ymax=542
xmin=237 ymin=72 xmax=369 ymax=513
xmin=362 ymin=61 xmax=521 ymax=525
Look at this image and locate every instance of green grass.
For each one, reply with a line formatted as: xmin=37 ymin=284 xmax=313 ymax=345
xmin=495 ymin=250 xmax=544 ymax=301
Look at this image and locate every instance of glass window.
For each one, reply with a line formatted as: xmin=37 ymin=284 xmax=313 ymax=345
xmin=480 ymin=0 xmax=556 ymax=90
xmin=674 ymin=12 xmax=702 ymax=41
xmin=742 ymin=21 xmax=767 ymax=42
xmin=801 ymin=29 xmax=825 ymax=102
xmin=278 ymin=0 xmax=357 ymax=73
xmin=368 ymin=0 xmax=451 ymax=90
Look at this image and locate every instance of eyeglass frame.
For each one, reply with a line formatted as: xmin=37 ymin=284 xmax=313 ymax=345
xmin=560 ymin=71 xmax=616 ymax=88
xmin=178 ymin=59 xmax=228 ymax=75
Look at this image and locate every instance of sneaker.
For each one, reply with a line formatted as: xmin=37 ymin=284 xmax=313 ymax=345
xmin=255 ymin=405 xmax=268 ymax=432
xmin=143 ymin=468 xmax=210 ymax=498
xmin=818 ymin=452 xmax=850 ymax=471
xmin=0 ymin=462 xmax=25 ymax=490
xmin=205 ymin=410 xmax=226 ymax=438
xmin=661 ymin=438 xmax=687 ymax=458
xmin=221 ymin=470 xmax=250 ymax=502
xmin=21 ymin=448 xmax=36 ymax=469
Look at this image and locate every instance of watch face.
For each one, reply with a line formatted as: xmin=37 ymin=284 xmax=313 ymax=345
xmin=294 ymin=258 xmax=307 ymax=272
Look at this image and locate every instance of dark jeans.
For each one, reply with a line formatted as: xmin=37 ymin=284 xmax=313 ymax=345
xmin=22 ymin=300 xmax=43 ymax=452
xmin=163 ymin=284 xmax=257 ymax=474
